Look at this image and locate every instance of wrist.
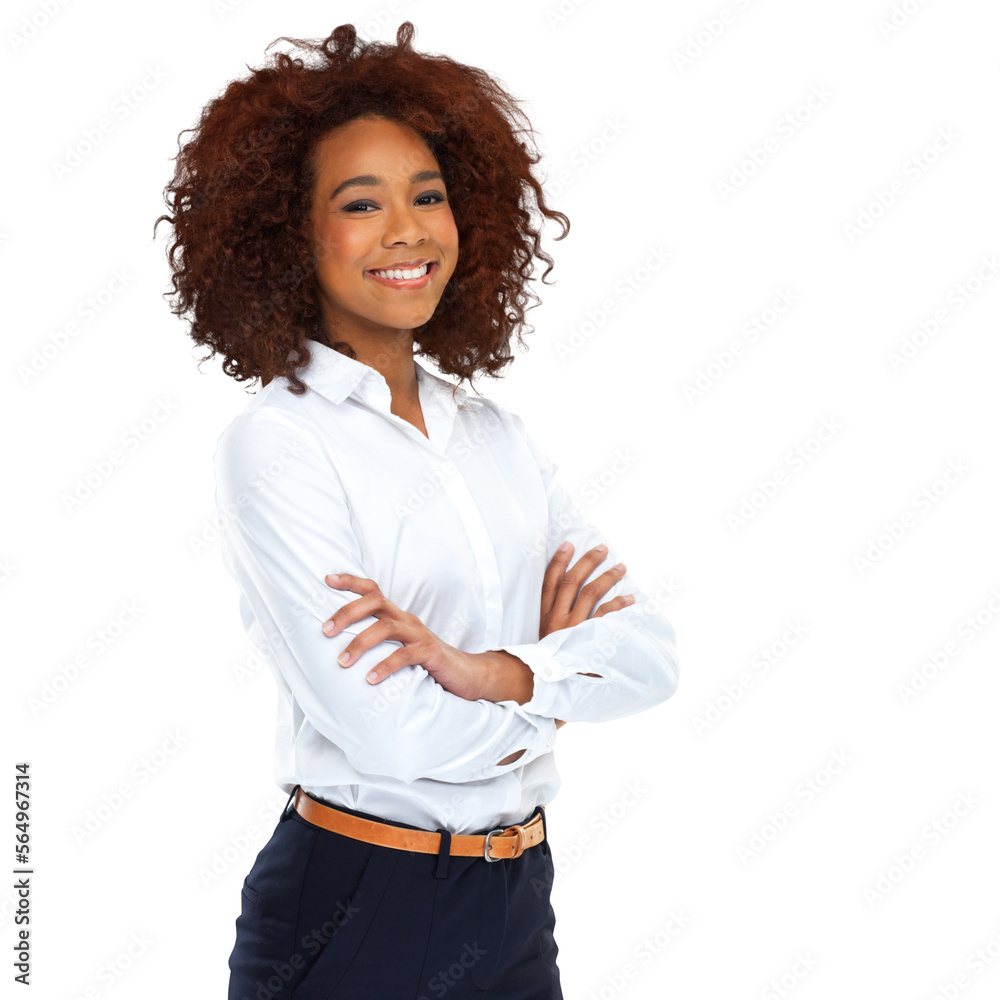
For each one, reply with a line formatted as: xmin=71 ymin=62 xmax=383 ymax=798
xmin=480 ymin=649 xmax=535 ymax=705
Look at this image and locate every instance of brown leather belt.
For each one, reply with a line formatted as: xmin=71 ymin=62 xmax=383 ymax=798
xmin=292 ymin=787 xmax=545 ymax=861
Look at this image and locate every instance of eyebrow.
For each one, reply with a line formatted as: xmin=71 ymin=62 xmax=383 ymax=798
xmin=330 ymin=170 xmax=444 ymax=201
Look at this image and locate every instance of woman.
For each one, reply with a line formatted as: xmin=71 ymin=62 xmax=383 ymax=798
xmin=157 ymin=21 xmax=679 ymax=999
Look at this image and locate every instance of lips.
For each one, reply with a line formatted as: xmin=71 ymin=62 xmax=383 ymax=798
xmin=365 ymin=257 xmax=436 ymax=274
xmin=365 ymin=258 xmax=435 ymax=274
xmin=364 ymin=261 xmax=437 ymax=288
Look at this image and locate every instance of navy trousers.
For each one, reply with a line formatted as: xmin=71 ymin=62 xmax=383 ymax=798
xmin=227 ymin=790 xmax=563 ymax=999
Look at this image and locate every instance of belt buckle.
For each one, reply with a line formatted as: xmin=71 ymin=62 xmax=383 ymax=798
xmin=485 ymin=823 xmax=525 ymax=862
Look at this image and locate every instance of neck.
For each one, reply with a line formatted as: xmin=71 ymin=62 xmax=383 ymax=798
xmin=324 ymin=327 xmax=418 ymax=404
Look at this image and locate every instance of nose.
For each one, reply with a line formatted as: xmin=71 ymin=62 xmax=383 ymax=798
xmin=381 ymin=198 xmax=429 ymax=247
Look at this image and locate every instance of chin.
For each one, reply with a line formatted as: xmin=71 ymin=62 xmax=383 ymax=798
xmin=383 ymin=309 xmax=440 ymax=331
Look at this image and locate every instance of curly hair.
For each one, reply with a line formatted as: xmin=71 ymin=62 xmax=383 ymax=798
xmin=154 ymin=21 xmax=570 ymax=396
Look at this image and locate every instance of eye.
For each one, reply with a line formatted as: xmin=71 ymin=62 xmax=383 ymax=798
xmin=342 ymin=192 xmax=446 ymax=213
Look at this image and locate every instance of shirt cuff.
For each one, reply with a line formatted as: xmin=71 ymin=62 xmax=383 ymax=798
xmin=502 ymin=706 xmax=558 ymax=756
xmin=499 ymin=641 xmax=578 ymax=719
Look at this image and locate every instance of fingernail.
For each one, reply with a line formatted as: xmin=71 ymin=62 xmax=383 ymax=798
xmin=366 ymin=670 xmax=378 ymax=683
xmin=595 ymin=544 xmax=607 ymax=553
xmin=338 ymin=651 xmax=350 ymax=665
xmin=613 ymin=562 xmax=625 ymax=571
xmin=323 ymin=621 xmax=337 ymax=635
xmin=558 ymin=541 xmax=571 ymax=552
xmin=624 ymin=593 xmax=635 ymax=604
xmin=326 ymin=574 xmax=340 ymax=583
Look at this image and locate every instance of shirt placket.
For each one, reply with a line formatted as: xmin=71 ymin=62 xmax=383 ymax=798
xmin=360 ymin=376 xmax=505 ymax=651
xmin=425 ymin=447 xmax=505 ymax=650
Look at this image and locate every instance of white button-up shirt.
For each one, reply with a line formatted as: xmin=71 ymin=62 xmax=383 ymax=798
xmin=214 ymin=338 xmax=678 ymax=834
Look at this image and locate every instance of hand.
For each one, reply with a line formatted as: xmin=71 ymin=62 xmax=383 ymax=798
xmin=542 ymin=541 xmax=635 ymax=731
xmin=540 ymin=542 xmax=634 ymax=641
xmin=320 ymin=573 xmax=488 ymax=701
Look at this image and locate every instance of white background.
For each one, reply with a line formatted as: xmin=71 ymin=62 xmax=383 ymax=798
xmin=4 ymin=0 xmax=1000 ymax=997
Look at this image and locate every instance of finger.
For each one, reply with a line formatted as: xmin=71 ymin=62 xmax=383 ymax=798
xmin=566 ymin=562 xmax=629 ymax=625
xmin=334 ymin=617 xmax=407 ymax=668
xmin=324 ymin=572 xmax=380 ymax=595
xmin=550 ymin=544 xmax=613 ymax=619
xmin=592 ymin=593 xmax=636 ymax=618
xmin=363 ymin=642 xmax=431 ymax=685
xmin=322 ymin=587 xmax=390 ymax=635
xmin=540 ymin=542 xmax=575 ymax=619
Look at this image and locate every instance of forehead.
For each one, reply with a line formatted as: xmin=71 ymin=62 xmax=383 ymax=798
xmin=311 ymin=116 xmax=438 ymax=179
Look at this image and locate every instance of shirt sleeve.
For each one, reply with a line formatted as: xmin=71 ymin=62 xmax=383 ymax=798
xmin=494 ymin=410 xmax=680 ymax=725
xmin=213 ymin=406 xmax=557 ymax=785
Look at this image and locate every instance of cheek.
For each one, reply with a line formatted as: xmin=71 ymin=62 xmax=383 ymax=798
xmin=310 ymin=212 xmax=360 ymax=261
xmin=431 ymin=204 xmax=458 ymax=243
xmin=314 ymin=229 xmax=351 ymax=266
xmin=434 ymin=215 xmax=460 ymax=268
xmin=314 ymin=244 xmax=368 ymax=297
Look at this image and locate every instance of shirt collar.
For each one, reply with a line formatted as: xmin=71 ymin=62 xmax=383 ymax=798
xmin=286 ymin=338 xmax=469 ymax=410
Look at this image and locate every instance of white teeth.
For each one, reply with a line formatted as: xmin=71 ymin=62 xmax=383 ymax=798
xmin=371 ymin=263 xmax=429 ymax=280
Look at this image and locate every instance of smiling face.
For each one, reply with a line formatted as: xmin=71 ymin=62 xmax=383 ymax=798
xmin=306 ymin=115 xmax=459 ymax=349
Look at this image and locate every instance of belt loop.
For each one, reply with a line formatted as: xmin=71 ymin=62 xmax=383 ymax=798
xmin=433 ymin=828 xmax=451 ymax=879
xmin=280 ymin=784 xmax=300 ymax=822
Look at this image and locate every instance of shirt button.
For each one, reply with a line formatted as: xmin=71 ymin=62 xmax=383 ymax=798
xmin=547 ymin=734 xmax=554 ymax=746
xmin=542 ymin=665 xmax=554 ymax=679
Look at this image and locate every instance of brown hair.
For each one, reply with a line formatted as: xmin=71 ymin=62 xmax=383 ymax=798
xmin=154 ymin=21 xmax=569 ymax=395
